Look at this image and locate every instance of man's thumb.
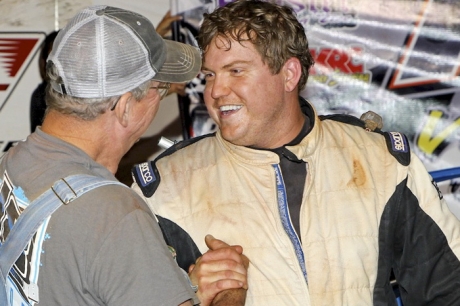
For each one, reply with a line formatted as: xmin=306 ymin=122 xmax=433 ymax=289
xmin=205 ymin=234 xmax=229 ymax=250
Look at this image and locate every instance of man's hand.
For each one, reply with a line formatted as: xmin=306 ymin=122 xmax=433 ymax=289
xmin=188 ymin=235 xmax=249 ymax=306
xmin=168 ymin=83 xmax=186 ymax=97
xmin=156 ymin=10 xmax=182 ymax=37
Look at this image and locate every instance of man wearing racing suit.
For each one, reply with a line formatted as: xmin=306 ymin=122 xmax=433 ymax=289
xmin=131 ymin=0 xmax=460 ymax=305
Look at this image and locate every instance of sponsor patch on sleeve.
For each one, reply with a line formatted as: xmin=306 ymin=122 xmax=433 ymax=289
xmin=134 ymin=162 xmax=156 ymax=187
xmin=383 ymin=131 xmax=411 ymax=166
xmin=388 ymin=132 xmax=408 ymax=153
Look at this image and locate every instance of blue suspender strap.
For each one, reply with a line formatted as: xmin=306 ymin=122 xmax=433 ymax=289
xmin=273 ymin=164 xmax=308 ymax=283
xmin=0 ymin=174 xmax=125 ymax=305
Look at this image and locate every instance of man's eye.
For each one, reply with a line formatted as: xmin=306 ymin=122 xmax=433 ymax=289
xmin=202 ymin=72 xmax=214 ymax=79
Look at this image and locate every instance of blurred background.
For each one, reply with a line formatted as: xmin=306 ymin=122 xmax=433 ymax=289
xmin=1 ymin=0 xmax=459 ymax=216
xmin=0 ymin=0 xmax=183 ymax=184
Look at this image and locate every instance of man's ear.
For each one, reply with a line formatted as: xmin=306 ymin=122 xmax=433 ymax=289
xmin=283 ymin=57 xmax=302 ymax=92
xmin=113 ymin=92 xmax=132 ymax=127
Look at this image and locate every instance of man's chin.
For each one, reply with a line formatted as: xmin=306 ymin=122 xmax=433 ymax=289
xmin=221 ymin=134 xmax=252 ymax=147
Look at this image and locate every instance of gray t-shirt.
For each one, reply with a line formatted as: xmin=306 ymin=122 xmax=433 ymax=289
xmin=0 ymin=128 xmax=196 ymax=305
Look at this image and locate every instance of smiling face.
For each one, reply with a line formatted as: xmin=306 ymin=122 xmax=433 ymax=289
xmin=202 ymin=36 xmax=304 ymax=149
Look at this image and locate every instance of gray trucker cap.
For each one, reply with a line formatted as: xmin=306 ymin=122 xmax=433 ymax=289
xmin=48 ymin=5 xmax=200 ymax=99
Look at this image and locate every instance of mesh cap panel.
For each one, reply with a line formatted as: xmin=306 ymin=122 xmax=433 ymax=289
xmin=48 ymin=5 xmax=200 ymax=99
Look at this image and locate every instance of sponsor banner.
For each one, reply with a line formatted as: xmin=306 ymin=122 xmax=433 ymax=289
xmin=0 ymin=0 xmax=93 ymax=155
xmin=0 ymin=33 xmax=44 ymax=111
xmin=172 ymin=0 xmax=460 ymax=212
xmin=0 ymin=32 xmax=46 ymax=152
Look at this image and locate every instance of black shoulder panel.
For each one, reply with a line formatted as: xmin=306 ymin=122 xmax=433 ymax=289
xmin=382 ymin=131 xmax=411 ymax=166
xmin=319 ymin=113 xmax=367 ymax=129
xmin=157 ymin=215 xmax=202 ymax=271
xmin=132 ymin=133 xmax=216 ymax=198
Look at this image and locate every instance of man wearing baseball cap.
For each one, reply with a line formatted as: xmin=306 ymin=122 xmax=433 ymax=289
xmin=0 ymin=5 xmax=247 ymax=306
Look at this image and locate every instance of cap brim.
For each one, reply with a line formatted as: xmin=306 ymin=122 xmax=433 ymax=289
xmin=152 ymin=40 xmax=201 ymax=83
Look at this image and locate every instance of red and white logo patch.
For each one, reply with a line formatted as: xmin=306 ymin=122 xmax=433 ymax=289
xmin=0 ymin=32 xmax=45 ymax=111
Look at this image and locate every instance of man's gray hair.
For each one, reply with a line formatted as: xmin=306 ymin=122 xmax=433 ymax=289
xmin=45 ymin=62 xmax=152 ymax=120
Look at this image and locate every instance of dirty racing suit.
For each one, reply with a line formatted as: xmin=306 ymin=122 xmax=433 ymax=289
xmin=132 ymin=99 xmax=460 ymax=305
